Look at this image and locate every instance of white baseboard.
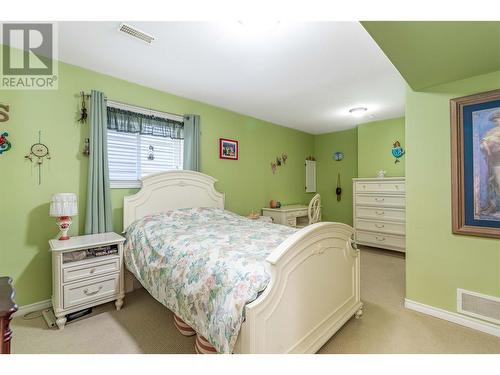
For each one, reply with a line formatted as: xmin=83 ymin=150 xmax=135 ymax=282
xmin=13 ymin=299 xmax=52 ymax=318
xmin=404 ymin=298 xmax=500 ymax=338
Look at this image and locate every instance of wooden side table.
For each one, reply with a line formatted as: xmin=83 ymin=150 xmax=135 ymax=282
xmin=0 ymin=277 xmax=17 ymax=354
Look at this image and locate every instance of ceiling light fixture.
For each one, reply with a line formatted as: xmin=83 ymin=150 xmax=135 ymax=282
xmin=349 ymin=107 xmax=368 ymax=118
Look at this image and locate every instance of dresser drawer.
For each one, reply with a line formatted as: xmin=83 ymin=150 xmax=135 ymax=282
xmin=356 ymin=230 xmax=405 ymax=250
xmin=356 ymin=206 xmax=405 ymax=221
xmin=356 ymin=181 xmax=405 ymax=193
xmin=287 ymin=209 xmax=308 ymax=219
xmin=63 ymin=274 xmax=119 ymax=309
xmin=63 ymin=257 xmax=120 ymax=283
xmin=355 ymin=219 xmax=405 ymax=235
xmin=355 ymin=194 xmax=405 ymax=208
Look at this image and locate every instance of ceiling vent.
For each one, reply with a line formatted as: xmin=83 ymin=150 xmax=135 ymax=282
xmin=457 ymin=288 xmax=500 ymax=325
xmin=118 ymin=23 xmax=155 ymax=44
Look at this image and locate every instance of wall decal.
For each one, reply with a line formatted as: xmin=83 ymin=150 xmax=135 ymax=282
xmin=0 ymin=104 xmax=10 ymax=122
xmin=25 ymin=131 xmax=51 ymax=185
xmin=0 ymin=132 xmax=12 ymax=154
xmin=391 ymin=141 xmax=405 ymax=163
xmin=271 ymin=153 xmax=288 ymax=174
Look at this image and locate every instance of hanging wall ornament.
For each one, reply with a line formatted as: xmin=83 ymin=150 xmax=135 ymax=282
xmin=78 ymin=91 xmax=88 ymax=124
xmin=333 ymin=151 xmax=344 ymax=161
xmin=282 ymin=153 xmax=287 ymax=164
xmin=391 ymin=141 xmax=405 ymax=163
xmin=82 ymin=138 xmax=90 ymax=156
xmin=0 ymin=132 xmax=12 ymax=155
xmin=336 ymin=173 xmax=342 ymax=202
xmin=25 ymin=131 xmax=51 ymax=185
xmin=271 ymin=162 xmax=277 ymax=174
xmin=147 ymin=145 xmax=155 ymax=160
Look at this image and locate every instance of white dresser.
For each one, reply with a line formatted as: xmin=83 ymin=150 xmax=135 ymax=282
xmin=353 ymin=177 xmax=406 ymax=252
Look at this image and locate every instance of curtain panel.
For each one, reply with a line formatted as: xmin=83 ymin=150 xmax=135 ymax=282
xmin=183 ymin=114 xmax=201 ymax=171
xmin=85 ymin=90 xmax=113 ymax=234
xmin=107 ymin=106 xmax=184 ymax=139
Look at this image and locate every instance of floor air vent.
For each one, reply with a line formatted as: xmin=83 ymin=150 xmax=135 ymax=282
xmin=457 ymin=288 xmax=500 ymax=325
xmin=118 ymin=23 xmax=155 ymax=44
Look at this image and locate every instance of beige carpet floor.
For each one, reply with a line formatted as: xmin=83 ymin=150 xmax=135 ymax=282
xmin=11 ymin=247 xmax=500 ymax=354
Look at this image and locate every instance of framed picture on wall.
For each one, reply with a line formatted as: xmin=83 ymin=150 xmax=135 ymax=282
xmin=451 ymin=89 xmax=500 ymax=238
xmin=219 ymin=138 xmax=238 ymax=160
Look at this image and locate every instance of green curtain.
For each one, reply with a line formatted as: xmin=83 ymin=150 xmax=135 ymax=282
xmin=85 ymin=90 xmax=113 ymax=234
xmin=183 ymin=114 xmax=201 ymax=171
xmin=107 ymin=106 xmax=184 ymax=139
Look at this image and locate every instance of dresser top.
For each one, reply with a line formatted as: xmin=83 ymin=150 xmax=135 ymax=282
xmin=262 ymin=204 xmax=308 ymax=212
xmin=49 ymin=232 xmax=125 ymax=252
xmin=352 ymin=177 xmax=405 ymax=181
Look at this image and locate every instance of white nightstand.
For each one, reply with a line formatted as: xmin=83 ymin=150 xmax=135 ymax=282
xmin=49 ymin=232 xmax=126 ymax=329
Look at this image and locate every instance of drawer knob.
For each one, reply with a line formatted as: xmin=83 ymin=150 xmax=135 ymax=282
xmin=375 ymin=224 xmax=385 ymax=228
xmin=375 ymin=211 xmax=385 ymax=215
xmin=376 ymin=237 xmax=386 ymax=241
xmin=375 ymin=198 xmax=385 ymax=202
xmin=90 ymin=268 xmax=96 ymax=274
xmin=83 ymin=286 xmax=103 ymax=296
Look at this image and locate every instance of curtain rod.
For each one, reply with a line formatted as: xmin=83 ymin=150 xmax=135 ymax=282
xmin=81 ymin=91 xmax=183 ymax=119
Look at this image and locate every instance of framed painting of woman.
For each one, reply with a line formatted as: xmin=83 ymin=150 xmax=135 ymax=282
xmin=451 ymin=89 xmax=500 ymax=238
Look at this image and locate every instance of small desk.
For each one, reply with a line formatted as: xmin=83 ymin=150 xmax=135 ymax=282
xmin=262 ymin=205 xmax=309 ymax=227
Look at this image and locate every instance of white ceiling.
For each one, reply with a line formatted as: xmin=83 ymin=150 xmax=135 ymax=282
xmin=58 ymin=21 xmax=406 ymax=134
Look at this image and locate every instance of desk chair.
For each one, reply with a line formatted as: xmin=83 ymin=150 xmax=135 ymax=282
xmin=296 ymin=194 xmax=321 ymax=228
xmin=308 ymin=194 xmax=321 ymax=224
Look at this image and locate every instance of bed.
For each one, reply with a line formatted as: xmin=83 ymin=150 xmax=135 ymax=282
xmin=122 ymin=170 xmax=362 ymax=354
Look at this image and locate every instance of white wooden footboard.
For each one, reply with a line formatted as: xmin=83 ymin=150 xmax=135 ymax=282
xmin=234 ymin=222 xmax=362 ymax=354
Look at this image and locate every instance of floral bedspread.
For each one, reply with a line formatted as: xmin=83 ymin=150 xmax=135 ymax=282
xmin=123 ymin=207 xmax=297 ymax=353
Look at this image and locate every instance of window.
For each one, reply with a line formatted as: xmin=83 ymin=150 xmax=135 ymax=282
xmin=107 ymin=101 xmax=184 ymax=188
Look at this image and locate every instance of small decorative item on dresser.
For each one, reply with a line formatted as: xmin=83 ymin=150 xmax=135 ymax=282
xmin=377 ymin=170 xmax=386 ymax=178
xmin=0 ymin=277 xmax=17 ymax=354
xmin=269 ymin=200 xmax=278 ymax=208
xmin=49 ymin=232 xmax=126 ymax=329
xmin=50 ymin=193 xmax=78 ymax=240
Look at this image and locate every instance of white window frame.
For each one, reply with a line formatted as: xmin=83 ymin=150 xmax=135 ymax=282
xmin=106 ymin=100 xmax=184 ymax=189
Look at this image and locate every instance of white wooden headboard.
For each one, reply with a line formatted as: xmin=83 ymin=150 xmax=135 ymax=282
xmin=123 ymin=170 xmax=225 ymax=230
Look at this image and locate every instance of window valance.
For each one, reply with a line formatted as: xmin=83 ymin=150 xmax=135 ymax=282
xmin=107 ymin=106 xmax=184 ymax=139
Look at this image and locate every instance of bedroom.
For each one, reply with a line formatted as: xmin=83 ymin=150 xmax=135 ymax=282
xmin=0 ymin=0 xmax=499 ymax=371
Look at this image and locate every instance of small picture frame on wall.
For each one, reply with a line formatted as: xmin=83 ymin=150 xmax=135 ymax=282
xmin=450 ymin=89 xmax=500 ymax=239
xmin=219 ymin=138 xmax=238 ymax=160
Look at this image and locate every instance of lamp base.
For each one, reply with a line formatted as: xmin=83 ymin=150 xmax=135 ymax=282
xmin=56 ymin=216 xmax=73 ymax=240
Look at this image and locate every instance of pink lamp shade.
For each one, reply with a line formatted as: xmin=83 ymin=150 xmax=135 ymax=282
xmin=50 ymin=193 xmax=78 ymax=240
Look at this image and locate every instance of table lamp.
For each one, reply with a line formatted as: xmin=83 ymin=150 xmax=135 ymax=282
xmin=50 ymin=193 xmax=78 ymax=240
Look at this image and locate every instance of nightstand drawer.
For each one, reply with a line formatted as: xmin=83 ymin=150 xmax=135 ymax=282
xmin=63 ymin=274 xmax=119 ymax=309
xmin=63 ymin=258 xmax=120 ymax=283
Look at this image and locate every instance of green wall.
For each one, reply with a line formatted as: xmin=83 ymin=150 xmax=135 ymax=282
xmin=357 ymin=117 xmax=405 ymax=178
xmin=0 ymin=60 xmax=314 ymax=306
xmin=406 ymin=70 xmax=500 ymax=313
xmin=314 ymin=129 xmax=358 ymax=225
